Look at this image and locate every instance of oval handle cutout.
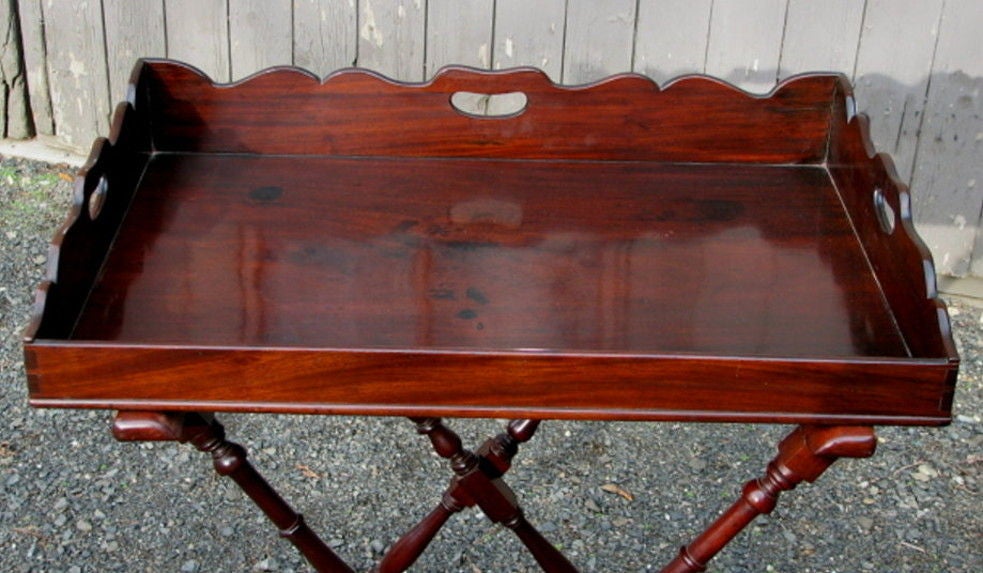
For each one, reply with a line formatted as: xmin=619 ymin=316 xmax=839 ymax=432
xmin=450 ymin=91 xmax=528 ymax=118
xmin=873 ymin=187 xmax=896 ymax=234
xmin=88 ymin=176 xmax=108 ymax=221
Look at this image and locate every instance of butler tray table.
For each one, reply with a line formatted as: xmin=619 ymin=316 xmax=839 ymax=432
xmin=23 ymin=60 xmax=960 ymax=572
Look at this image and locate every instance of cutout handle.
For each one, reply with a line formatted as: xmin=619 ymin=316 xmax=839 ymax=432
xmin=873 ymin=187 xmax=896 ymax=234
xmin=450 ymin=91 xmax=528 ymax=118
xmin=88 ymin=176 xmax=108 ymax=221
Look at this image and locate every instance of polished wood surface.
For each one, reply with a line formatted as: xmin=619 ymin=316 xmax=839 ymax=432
xmin=660 ymin=425 xmax=877 ymax=573
xmin=23 ymin=60 xmax=957 ymax=424
xmin=139 ymin=60 xmax=836 ymax=162
xmin=73 ymin=155 xmax=900 ymax=356
xmin=22 ymin=60 xmax=961 ymax=572
xmin=113 ymin=412 xmax=353 ymax=573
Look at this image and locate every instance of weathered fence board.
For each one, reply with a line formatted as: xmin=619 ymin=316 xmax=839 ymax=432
xmin=293 ymin=0 xmax=358 ymax=76
xmin=633 ymin=0 xmax=712 ymax=83
xmin=7 ymin=0 xmax=983 ymax=277
xmin=705 ymin=0 xmax=787 ymax=93
xmin=0 ymin=0 xmax=31 ymax=138
xmin=16 ymin=0 xmax=51 ymax=135
xmin=165 ymin=0 xmax=231 ymax=82
xmin=104 ymin=0 xmax=166 ymax=102
xmin=357 ymin=0 xmax=426 ymax=81
xmin=562 ymin=0 xmax=636 ymax=83
xmin=493 ymin=0 xmax=565 ymax=80
xmin=779 ymin=0 xmax=864 ymax=79
xmin=909 ymin=0 xmax=983 ymax=277
xmin=426 ymin=0 xmax=493 ymax=75
xmin=229 ymin=0 xmax=293 ymax=79
xmin=853 ymin=0 xmax=945 ymax=183
xmin=41 ymin=0 xmax=111 ymax=145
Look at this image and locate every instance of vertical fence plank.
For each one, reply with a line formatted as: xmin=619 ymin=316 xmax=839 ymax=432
xmin=229 ymin=0 xmax=292 ymax=79
xmin=907 ymin=0 xmax=983 ymax=277
xmin=17 ymin=0 xmax=52 ymax=134
xmin=1 ymin=0 xmax=33 ymax=138
xmin=41 ymin=0 xmax=110 ymax=148
xmin=426 ymin=0 xmax=493 ymax=76
xmin=165 ymin=0 xmax=230 ymax=82
xmin=103 ymin=0 xmax=166 ymax=102
xmin=357 ymin=0 xmax=426 ymax=81
xmin=706 ymin=0 xmax=788 ymax=93
xmin=293 ymin=0 xmax=357 ymax=76
xmin=634 ymin=0 xmax=712 ymax=84
xmin=779 ymin=0 xmax=863 ymax=79
xmin=562 ymin=0 xmax=636 ymax=84
xmin=853 ymin=0 xmax=945 ymax=184
xmin=493 ymin=0 xmax=564 ymax=80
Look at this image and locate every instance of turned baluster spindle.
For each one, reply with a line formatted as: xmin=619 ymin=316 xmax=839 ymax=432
xmin=660 ymin=425 xmax=876 ymax=573
xmin=113 ymin=412 xmax=354 ymax=573
xmin=378 ymin=419 xmax=540 ymax=572
xmin=483 ymin=419 xmax=541 ymax=475
xmin=374 ymin=489 xmax=469 ymax=573
xmin=412 ymin=418 xmax=578 ymax=573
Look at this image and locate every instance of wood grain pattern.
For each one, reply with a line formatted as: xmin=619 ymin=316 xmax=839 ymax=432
xmin=69 ymin=155 xmax=902 ymax=358
xmin=292 ymin=0 xmax=358 ymax=75
xmin=908 ymin=0 xmax=983 ymax=277
xmin=229 ymin=0 xmax=293 ymax=79
xmin=661 ymin=425 xmax=877 ymax=573
xmin=492 ymin=0 xmax=565 ymax=79
xmin=139 ymin=60 xmax=838 ymax=161
xmin=16 ymin=0 xmax=52 ymax=134
xmin=633 ymin=0 xmax=712 ymax=83
xmin=852 ymin=0 xmax=945 ymax=183
xmin=103 ymin=0 xmax=166 ymax=101
xmin=562 ymin=0 xmax=636 ymax=83
xmin=41 ymin=0 xmax=111 ymax=148
xmin=164 ymin=0 xmax=231 ymax=82
xmin=425 ymin=0 xmax=494 ymax=75
xmin=779 ymin=0 xmax=865 ymax=80
xmin=23 ymin=64 xmax=153 ymax=343
xmin=826 ymin=77 xmax=959 ymax=375
xmin=22 ymin=61 xmax=958 ymax=427
xmin=705 ymin=0 xmax=787 ymax=92
xmin=357 ymin=0 xmax=426 ymax=81
xmin=26 ymin=343 xmax=953 ymax=424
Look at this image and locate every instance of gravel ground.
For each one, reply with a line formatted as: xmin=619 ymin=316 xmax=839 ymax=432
xmin=1 ymin=154 xmax=980 ymax=572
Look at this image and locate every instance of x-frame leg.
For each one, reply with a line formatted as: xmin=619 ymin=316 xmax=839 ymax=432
xmin=110 ymin=414 xmax=877 ymax=572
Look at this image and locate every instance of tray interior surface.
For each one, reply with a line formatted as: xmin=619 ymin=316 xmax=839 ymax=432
xmin=70 ymin=154 xmax=907 ymax=358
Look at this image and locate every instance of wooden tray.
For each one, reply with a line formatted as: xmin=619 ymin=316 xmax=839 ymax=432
xmin=23 ymin=60 xmax=958 ymax=425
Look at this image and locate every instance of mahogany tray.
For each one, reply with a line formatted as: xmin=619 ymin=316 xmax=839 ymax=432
xmin=23 ymin=60 xmax=957 ymax=425
xmin=22 ymin=60 xmax=962 ymax=572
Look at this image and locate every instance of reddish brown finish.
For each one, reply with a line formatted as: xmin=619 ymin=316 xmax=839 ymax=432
xmin=377 ymin=419 xmax=540 ymax=572
xmin=141 ymin=61 xmax=836 ymax=162
xmin=22 ymin=61 xmax=957 ymax=424
xmin=22 ymin=60 xmax=961 ymax=571
xmin=410 ymin=418 xmax=577 ymax=573
xmin=112 ymin=412 xmax=354 ymax=573
xmin=660 ymin=425 xmax=877 ymax=573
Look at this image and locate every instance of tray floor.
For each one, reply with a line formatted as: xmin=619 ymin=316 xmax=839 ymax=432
xmin=72 ymin=154 xmax=907 ymax=358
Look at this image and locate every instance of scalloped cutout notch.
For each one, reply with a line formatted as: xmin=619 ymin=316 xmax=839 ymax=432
xmin=88 ymin=176 xmax=108 ymax=221
xmin=450 ymin=91 xmax=528 ymax=118
xmin=873 ymin=188 xmax=896 ymax=234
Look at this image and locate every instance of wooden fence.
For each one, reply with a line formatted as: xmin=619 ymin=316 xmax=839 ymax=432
xmin=8 ymin=0 xmax=983 ymax=277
